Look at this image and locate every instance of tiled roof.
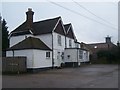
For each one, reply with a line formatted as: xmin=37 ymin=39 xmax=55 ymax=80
xmin=85 ymin=42 xmax=117 ymax=53
xmin=86 ymin=43 xmax=116 ymax=49
xmin=11 ymin=17 xmax=61 ymax=36
xmin=7 ymin=37 xmax=51 ymax=50
xmin=64 ymin=24 xmax=71 ymax=33
xmin=64 ymin=23 xmax=75 ymax=39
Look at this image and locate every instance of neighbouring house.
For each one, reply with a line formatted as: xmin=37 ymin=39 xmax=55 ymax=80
xmin=80 ymin=36 xmax=117 ymax=61
xmin=6 ymin=8 xmax=90 ymax=70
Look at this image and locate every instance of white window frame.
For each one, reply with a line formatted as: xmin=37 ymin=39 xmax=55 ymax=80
xmin=69 ymin=39 xmax=72 ymax=47
xmin=57 ymin=35 xmax=62 ymax=46
xmin=46 ymin=52 xmax=50 ymax=58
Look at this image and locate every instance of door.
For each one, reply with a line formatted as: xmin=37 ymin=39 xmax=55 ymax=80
xmin=57 ymin=52 xmax=61 ymax=66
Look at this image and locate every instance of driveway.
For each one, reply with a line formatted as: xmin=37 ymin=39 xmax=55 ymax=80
xmin=2 ymin=64 xmax=118 ymax=88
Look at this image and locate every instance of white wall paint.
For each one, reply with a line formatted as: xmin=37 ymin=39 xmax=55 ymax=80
xmin=64 ymin=49 xmax=78 ymax=62
xmin=66 ymin=37 xmax=76 ymax=48
xmin=64 ymin=48 xmax=90 ymax=63
xmin=6 ymin=49 xmax=52 ymax=69
xmin=10 ymin=34 xmax=33 ymax=47
xmin=6 ymin=49 xmax=34 ymax=68
xmin=52 ymin=32 xmax=65 ymax=67
xmin=79 ymin=50 xmax=90 ymax=62
xmin=33 ymin=50 xmax=52 ymax=68
xmin=36 ymin=34 xmax=52 ymax=49
xmin=53 ymin=32 xmax=65 ymax=50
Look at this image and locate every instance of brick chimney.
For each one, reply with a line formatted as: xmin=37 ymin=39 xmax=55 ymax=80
xmin=105 ymin=35 xmax=111 ymax=43
xmin=26 ymin=8 xmax=34 ymax=30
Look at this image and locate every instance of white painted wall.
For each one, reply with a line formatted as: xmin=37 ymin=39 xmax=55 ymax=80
xmin=33 ymin=50 xmax=52 ymax=68
xmin=6 ymin=49 xmax=34 ymax=68
xmin=53 ymin=49 xmax=64 ymax=67
xmin=83 ymin=51 xmax=89 ymax=62
xmin=6 ymin=49 xmax=52 ymax=69
xmin=10 ymin=34 xmax=33 ymax=47
xmin=53 ymin=32 xmax=65 ymax=50
xmin=64 ymin=49 xmax=78 ymax=62
xmin=66 ymin=37 xmax=76 ymax=48
xmin=36 ymin=34 xmax=52 ymax=49
xmin=52 ymin=32 xmax=65 ymax=67
xmin=64 ymin=48 xmax=90 ymax=63
xmin=79 ymin=50 xmax=90 ymax=62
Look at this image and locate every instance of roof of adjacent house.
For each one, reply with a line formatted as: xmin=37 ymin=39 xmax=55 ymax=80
xmin=86 ymin=42 xmax=116 ymax=49
xmin=7 ymin=37 xmax=52 ymax=51
xmin=64 ymin=23 xmax=75 ymax=39
xmin=65 ymin=48 xmax=89 ymax=51
xmin=11 ymin=17 xmax=61 ymax=36
xmin=84 ymin=42 xmax=117 ymax=53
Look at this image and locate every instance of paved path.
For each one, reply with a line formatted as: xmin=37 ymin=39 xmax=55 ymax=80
xmin=2 ymin=64 xmax=118 ymax=88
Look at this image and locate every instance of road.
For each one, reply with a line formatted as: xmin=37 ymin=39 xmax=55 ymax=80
xmin=2 ymin=64 xmax=118 ymax=88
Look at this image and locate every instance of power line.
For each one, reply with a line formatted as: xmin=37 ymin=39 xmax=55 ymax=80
xmin=47 ymin=0 xmax=117 ymax=30
xmin=72 ymin=0 xmax=117 ymax=28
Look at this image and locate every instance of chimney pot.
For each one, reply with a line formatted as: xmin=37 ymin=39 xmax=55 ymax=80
xmin=28 ymin=8 xmax=32 ymax=11
xmin=105 ymin=35 xmax=111 ymax=43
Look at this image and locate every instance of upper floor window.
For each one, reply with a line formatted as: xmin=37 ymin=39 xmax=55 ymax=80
xmin=79 ymin=50 xmax=83 ymax=59
xmin=76 ymin=43 xmax=79 ymax=48
xmin=58 ymin=35 xmax=62 ymax=46
xmin=69 ymin=39 xmax=72 ymax=47
xmin=86 ymin=52 xmax=88 ymax=59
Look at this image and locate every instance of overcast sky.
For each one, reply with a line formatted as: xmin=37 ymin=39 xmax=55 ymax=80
xmin=1 ymin=0 xmax=119 ymax=44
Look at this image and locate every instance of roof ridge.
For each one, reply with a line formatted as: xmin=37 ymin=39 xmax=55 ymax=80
xmin=87 ymin=42 xmax=110 ymax=45
xmin=33 ymin=16 xmax=61 ymax=23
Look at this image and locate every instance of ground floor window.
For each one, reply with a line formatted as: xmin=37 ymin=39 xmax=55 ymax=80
xmin=79 ymin=50 xmax=83 ymax=59
xmin=46 ymin=52 xmax=50 ymax=58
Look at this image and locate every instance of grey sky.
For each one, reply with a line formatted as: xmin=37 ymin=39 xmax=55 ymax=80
xmin=1 ymin=0 xmax=118 ymax=44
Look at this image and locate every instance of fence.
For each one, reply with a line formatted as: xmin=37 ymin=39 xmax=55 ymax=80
xmin=2 ymin=57 xmax=27 ymax=74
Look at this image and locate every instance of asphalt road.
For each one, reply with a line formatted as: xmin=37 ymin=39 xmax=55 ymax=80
xmin=2 ymin=64 xmax=118 ymax=88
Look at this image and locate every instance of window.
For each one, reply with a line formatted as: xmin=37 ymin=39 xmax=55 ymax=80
xmin=61 ymin=52 xmax=64 ymax=60
xmin=58 ymin=35 xmax=62 ymax=46
xmin=76 ymin=43 xmax=79 ymax=48
xmin=79 ymin=50 xmax=83 ymax=59
xmin=86 ymin=52 xmax=88 ymax=59
xmin=69 ymin=39 xmax=72 ymax=47
xmin=67 ymin=55 xmax=70 ymax=59
xmin=46 ymin=52 xmax=50 ymax=58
